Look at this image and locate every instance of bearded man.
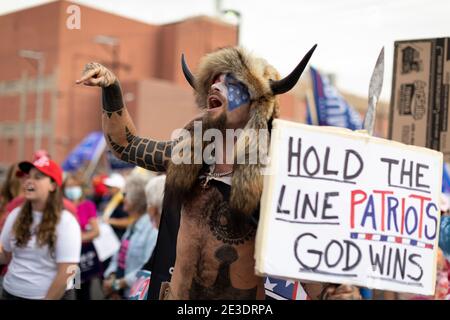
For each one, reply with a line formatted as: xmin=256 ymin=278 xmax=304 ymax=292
xmin=76 ymin=45 xmax=361 ymax=300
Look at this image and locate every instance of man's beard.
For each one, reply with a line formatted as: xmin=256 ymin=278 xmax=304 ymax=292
xmin=203 ymin=108 xmax=228 ymax=133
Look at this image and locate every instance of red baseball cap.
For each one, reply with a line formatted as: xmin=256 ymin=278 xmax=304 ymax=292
xmin=92 ymin=174 xmax=108 ymax=196
xmin=18 ymin=156 xmax=63 ymax=187
xmin=33 ymin=149 xmax=50 ymax=161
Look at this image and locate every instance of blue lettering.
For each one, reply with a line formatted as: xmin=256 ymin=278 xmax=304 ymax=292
xmin=361 ymin=195 xmax=377 ymax=230
xmin=387 ymin=196 xmax=399 ymax=233
xmin=405 ymin=206 xmax=418 ymax=235
xmin=424 ymin=202 xmax=438 ymax=240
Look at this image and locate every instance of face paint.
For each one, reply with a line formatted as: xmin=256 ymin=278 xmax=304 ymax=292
xmin=225 ymin=74 xmax=250 ymax=111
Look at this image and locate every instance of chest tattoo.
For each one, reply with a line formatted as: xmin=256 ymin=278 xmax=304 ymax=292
xmin=189 ymin=245 xmax=257 ymax=299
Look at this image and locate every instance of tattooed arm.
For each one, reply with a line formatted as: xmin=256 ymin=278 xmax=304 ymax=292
xmin=76 ymin=62 xmax=172 ymax=172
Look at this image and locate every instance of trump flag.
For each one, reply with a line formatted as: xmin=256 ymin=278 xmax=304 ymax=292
xmin=309 ymin=66 xmax=362 ymax=130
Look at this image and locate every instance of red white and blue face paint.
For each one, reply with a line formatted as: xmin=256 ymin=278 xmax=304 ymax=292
xmin=225 ymin=74 xmax=250 ymax=111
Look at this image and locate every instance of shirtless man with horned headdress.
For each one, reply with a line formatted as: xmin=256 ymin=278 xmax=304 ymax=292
xmin=76 ymin=44 xmax=361 ymax=300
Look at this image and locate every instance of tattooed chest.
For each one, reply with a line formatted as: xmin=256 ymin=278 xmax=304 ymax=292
xmin=207 ymin=203 xmax=256 ymax=245
xmin=183 ymin=185 xmax=256 ymax=245
xmin=189 ymin=244 xmax=258 ymax=300
xmin=179 ymin=188 xmax=261 ymax=299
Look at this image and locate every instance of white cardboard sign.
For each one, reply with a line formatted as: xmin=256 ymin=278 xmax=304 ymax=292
xmin=93 ymin=222 xmax=121 ymax=262
xmin=255 ymin=119 xmax=443 ymax=296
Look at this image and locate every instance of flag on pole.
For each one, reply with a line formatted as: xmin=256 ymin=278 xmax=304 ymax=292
xmin=309 ymin=66 xmax=363 ymax=130
xmin=305 ymin=93 xmax=317 ymax=126
xmin=442 ymin=163 xmax=450 ymax=194
xmin=62 ymin=132 xmax=106 ymax=172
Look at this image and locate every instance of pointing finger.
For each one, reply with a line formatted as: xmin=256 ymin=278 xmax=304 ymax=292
xmin=83 ymin=76 xmax=105 ymax=87
xmin=76 ymin=68 xmax=99 ymax=84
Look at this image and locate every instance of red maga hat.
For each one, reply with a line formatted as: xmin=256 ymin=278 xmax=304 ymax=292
xmin=18 ymin=156 xmax=63 ymax=187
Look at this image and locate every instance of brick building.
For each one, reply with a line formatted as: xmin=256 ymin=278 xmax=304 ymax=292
xmin=0 ymin=0 xmax=302 ymax=168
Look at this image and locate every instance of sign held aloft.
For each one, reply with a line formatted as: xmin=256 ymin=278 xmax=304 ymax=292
xmin=389 ymin=38 xmax=450 ymax=161
xmin=255 ymin=119 xmax=443 ymax=295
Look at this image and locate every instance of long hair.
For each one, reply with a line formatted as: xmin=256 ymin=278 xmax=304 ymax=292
xmin=12 ymin=183 xmax=63 ymax=254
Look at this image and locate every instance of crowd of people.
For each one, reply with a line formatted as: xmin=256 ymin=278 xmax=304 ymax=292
xmin=0 ymin=149 xmax=449 ymax=300
xmin=0 ymin=150 xmax=165 ymax=300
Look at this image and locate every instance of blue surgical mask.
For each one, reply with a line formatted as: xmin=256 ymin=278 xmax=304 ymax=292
xmin=225 ymin=74 xmax=250 ymax=111
xmin=64 ymin=186 xmax=83 ymax=201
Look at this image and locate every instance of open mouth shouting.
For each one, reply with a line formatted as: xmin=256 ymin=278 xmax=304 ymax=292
xmin=24 ymin=184 xmax=36 ymax=194
xmin=207 ymin=93 xmax=225 ymax=111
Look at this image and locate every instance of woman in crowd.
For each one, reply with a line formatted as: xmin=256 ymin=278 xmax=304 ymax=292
xmin=63 ymin=174 xmax=100 ymax=300
xmin=3 ymin=151 xmax=78 ymax=220
xmin=145 ymin=175 xmax=165 ymax=230
xmin=0 ymin=157 xmax=81 ymax=300
xmin=126 ymin=175 xmax=165 ymax=300
xmin=102 ymin=174 xmax=158 ymax=299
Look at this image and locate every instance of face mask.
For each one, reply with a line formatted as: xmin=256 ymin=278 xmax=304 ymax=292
xmin=225 ymin=73 xmax=250 ymax=111
xmin=64 ymin=186 xmax=82 ymax=201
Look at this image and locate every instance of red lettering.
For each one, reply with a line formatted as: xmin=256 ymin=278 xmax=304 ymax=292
xmin=373 ymin=190 xmax=394 ymax=231
xmin=351 ymin=190 xmax=367 ymax=228
xmin=409 ymin=194 xmax=432 ymax=239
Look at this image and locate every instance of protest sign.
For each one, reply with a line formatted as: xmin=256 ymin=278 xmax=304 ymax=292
xmin=389 ymin=38 xmax=450 ymax=162
xmin=255 ymin=119 xmax=443 ymax=295
xmin=128 ymin=270 xmax=152 ymax=300
xmin=93 ymin=222 xmax=121 ymax=262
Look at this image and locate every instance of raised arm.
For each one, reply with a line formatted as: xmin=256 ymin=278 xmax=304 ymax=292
xmin=76 ymin=62 xmax=172 ymax=172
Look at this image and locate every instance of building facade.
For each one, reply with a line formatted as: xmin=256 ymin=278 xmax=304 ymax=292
xmin=0 ymin=0 xmax=323 ymax=169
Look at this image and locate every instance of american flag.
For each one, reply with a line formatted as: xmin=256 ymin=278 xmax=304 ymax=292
xmin=264 ymin=277 xmax=308 ymax=300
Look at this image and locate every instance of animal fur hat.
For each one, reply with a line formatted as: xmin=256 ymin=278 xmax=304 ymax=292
xmin=166 ymin=45 xmax=316 ymax=216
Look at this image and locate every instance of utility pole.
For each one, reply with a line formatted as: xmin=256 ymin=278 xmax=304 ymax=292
xmin=221 ymin=9 xmax=242 ymax=45
xmin=94 ymin=35 xmax=121 ymax=77
xmin=215 ymin=0 xmax=223 ymax=16
xmin=50 ymin=69 xmax=58 ymax=158
xmin=18 ymin=71 xmax=28 ymax=160
xmin=19 ymin=50 xmax=45 ymax=151
xmin=112 ymin=44 xmax=120 ymax=77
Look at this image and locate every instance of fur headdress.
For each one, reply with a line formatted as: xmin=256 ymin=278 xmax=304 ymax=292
xmin=166 ymin=45 xmax=316 ymax=216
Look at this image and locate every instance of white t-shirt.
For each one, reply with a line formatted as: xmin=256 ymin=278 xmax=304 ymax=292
xmin=0 ymin=207 xmax=81 ymax=299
